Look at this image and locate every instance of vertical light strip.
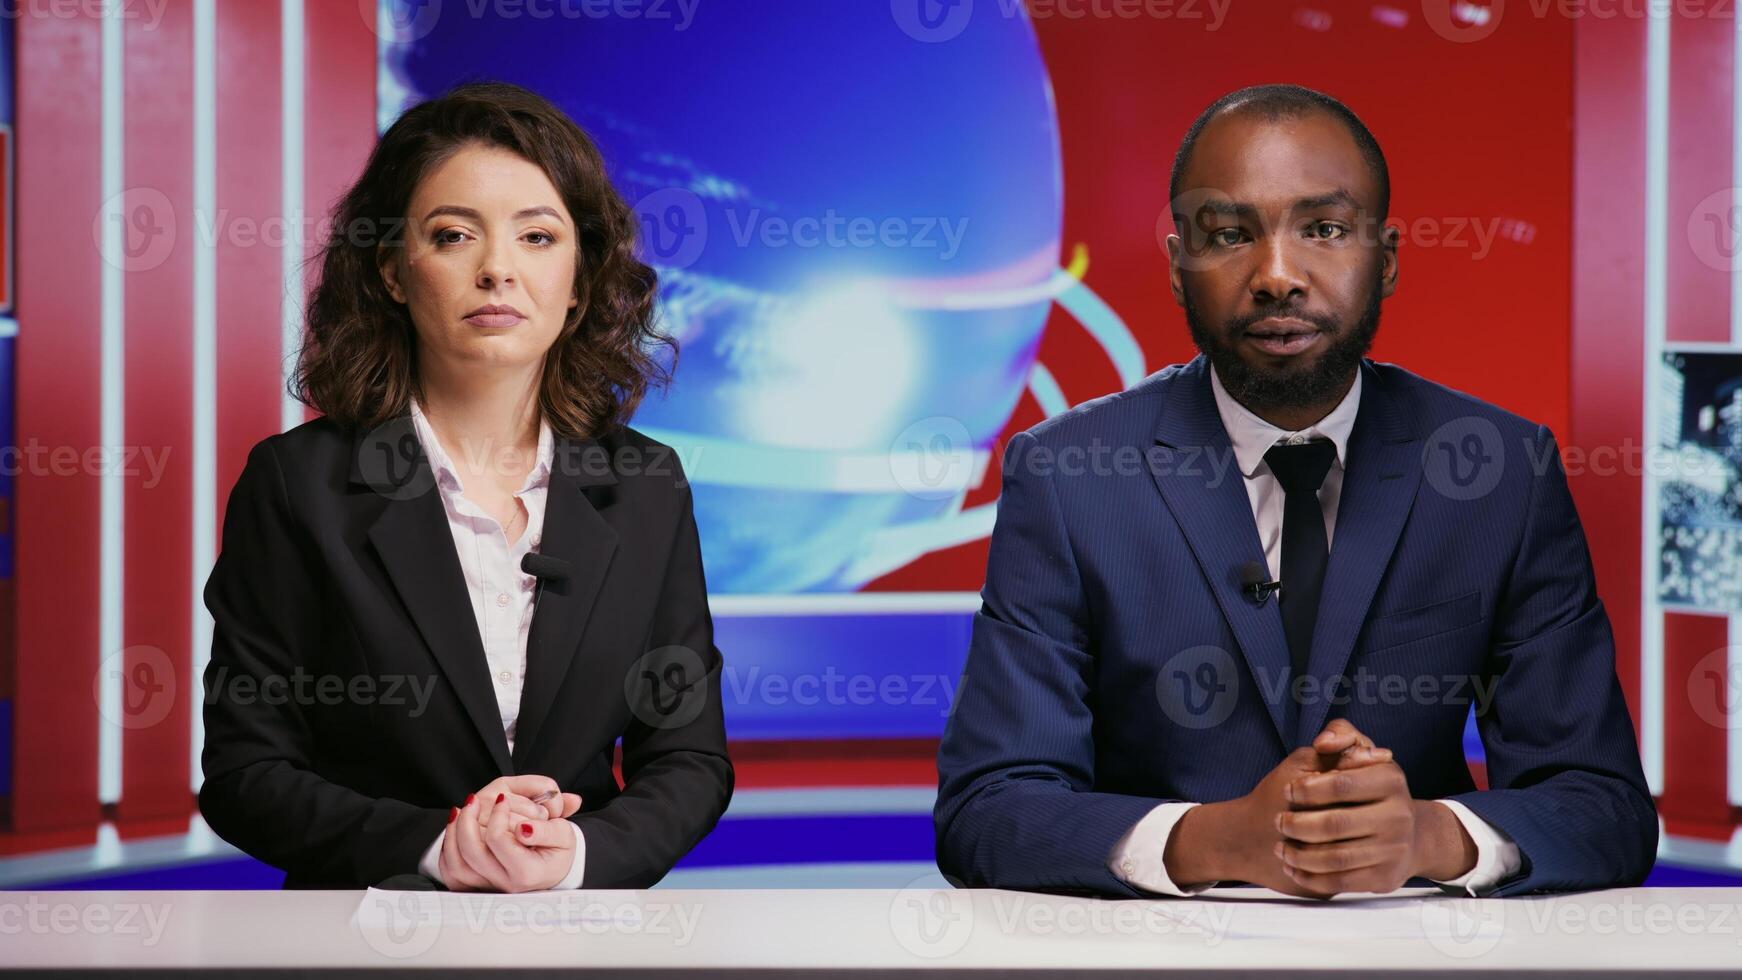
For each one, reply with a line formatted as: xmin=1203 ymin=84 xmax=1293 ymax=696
xmin=1640 ymin=0 xmax=1670 ymax=795
xmin=98 ymin=0 xmax=126 ymax=805
xmin=191 ymin=0 xmax=216 ymax=793
xmin=1730 ymin=11 xmax=1742 ymax=809
xmin=281 ymin=0 xmax=305 ymax=432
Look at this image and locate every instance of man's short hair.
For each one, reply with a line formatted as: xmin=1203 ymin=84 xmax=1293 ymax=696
xmin=1170 ymin=84 xmax=1391 ymax=222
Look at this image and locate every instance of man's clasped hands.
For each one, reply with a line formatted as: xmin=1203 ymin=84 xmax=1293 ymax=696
xmin=1164 ymin=719 xmax=1479 ymax=897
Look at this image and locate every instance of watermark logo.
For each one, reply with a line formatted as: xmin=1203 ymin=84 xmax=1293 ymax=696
xmin=625 ymin=645 xmax=709 ymax=729
xmin=1422 ymin=898 xmax=1507 ymax=958
xmin=1688 ymin=186 xmax=1742 ymax=273
xmin=633 ymin=188 xmax=708 ymax=270
xmin=356 ymin=889 xmax=442 ymax=960
xmin=1422 ymin=416 xmax=1505 ymax=501
xmin=368 ymin=0 xmax=443 ymax=40
xmin=891 ymin=416 xmax=975 ymax=501
xmin=1688 ymin=646 xmax=1742 ymax=731
xmin=355 ymin=420 xmax=439 ymax=501
xmin=1156 ymin=644 xmax=1240 ymax=729
xmin=93 ymin=645 xmax=176 ymax=731
xmin=94 ymin=187 xmax=177 ymax=273
xmin=892 ymin=0 xmax=974 ymax=41
xmin=889 ymin=876 xmax=975 ymax=959
xmin=1421 ymin=0 xmax=1504 ymax=43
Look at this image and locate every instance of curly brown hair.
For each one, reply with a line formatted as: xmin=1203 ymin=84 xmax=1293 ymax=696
xmin=291 ymin=80 xmax=671 ymax=439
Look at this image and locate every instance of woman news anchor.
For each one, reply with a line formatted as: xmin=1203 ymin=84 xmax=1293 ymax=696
xmin=198 ymin=81 xmax=732 ymax=891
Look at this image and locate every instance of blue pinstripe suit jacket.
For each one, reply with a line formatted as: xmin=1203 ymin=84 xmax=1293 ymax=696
xmin=935 ymin=354 xmax=1656 ymax=896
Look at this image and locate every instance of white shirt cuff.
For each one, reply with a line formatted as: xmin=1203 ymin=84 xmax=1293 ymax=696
xmin=1108 ymin=802 xmax=1216 ymax=896
xmin=418 ymin=827 xmax=446 ymax=886
xmin=553 ymin=820 xmax=588 ymax=890
xmin=1430 ymin=799 xmax=1522 ymax=895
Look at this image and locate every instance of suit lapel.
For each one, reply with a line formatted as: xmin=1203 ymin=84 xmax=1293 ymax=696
xmin=510 ymin=437 xmax=619 ymax=771
xmin=1149 ymin=356 xmax=1295 ymax=746
xmin=1295 ymin=360 xmax=1423 ymax=743
xmin=354 ymin=416 xmax=515 ymax=774
xmin=353 ymin=420 xmax=625 ymax=775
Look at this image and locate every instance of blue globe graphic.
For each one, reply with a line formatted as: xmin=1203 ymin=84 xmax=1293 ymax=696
xmin=380 ymin=0 xmax=1064 ymax=592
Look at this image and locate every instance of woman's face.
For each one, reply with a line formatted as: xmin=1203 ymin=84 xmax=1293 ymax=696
xmin=379 ymin=143 xmax=579 ymax=381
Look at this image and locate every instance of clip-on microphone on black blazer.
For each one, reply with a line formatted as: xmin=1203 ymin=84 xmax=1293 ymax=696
xmin=1240 ymin=560 xmax=1281 ymax=604
xmin=522 ymin=552 xmax=574 ymax=614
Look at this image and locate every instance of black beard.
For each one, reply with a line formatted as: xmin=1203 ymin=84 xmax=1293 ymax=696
xmin=1184 ymin=278 xmax=1383 ymax=415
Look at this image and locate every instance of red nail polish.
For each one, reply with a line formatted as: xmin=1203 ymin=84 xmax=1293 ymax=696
xmin=520 ymin=823 xmax=533 ymax=836
xmin=448 ymin=807 xmax=458 ymax=824
xmin=496 ymin=793 xmax=505 ymax=804
xmin=465 ymin=793 xmax=475 ymax=806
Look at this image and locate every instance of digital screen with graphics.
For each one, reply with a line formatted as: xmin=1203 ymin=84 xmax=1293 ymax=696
xmin=378 ymin=0 xmax=1142 ymax=599
xmin=1657 ymin=350 xmax=1742 ymax=613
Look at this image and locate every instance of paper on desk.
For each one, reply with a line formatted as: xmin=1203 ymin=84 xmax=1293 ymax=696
xmin=352 ymin=886 xmax=645 ymax=934
xmin=1174 ymin=887 xmax=1506 ymax=946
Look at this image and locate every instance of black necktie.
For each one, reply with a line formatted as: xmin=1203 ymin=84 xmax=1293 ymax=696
xmin=1263 ymin=438 xmax=1337 ymax=682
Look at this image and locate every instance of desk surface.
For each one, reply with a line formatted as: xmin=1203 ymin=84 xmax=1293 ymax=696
xmin=3 ymin=886 xmax=1740 ymax=976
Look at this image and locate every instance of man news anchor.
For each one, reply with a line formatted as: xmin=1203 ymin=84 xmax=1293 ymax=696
xmin=198 ymin=82 xmax=732 ymax=891
xmin=935 ymin=84 xmax=1656 ymax=899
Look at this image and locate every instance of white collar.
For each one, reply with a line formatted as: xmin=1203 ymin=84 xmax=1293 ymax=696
xmin=1209 ymin=363 xmax=1363 ymax=479
xmin=407 ymin=397 xmax=554 ymax=495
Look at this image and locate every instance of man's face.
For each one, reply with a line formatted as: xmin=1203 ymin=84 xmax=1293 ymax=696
xmin=1166 ymin=110 xmax=1397 ymax=415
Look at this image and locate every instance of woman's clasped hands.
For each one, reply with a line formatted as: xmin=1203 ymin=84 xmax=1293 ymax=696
xmin=437 ymin=775 xmax=583 ymax=892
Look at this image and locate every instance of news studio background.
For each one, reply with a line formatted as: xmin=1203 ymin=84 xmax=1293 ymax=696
xmin=0 ymin=0 xmax=1739 ymax=891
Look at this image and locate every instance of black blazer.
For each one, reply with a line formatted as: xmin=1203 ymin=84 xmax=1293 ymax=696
xmin=198 ymin=414 xmax=733 ymax=889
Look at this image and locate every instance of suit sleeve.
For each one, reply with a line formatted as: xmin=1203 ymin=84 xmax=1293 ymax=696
xmin=1446 ymin=425 xmax=1658 ymax=894
xmin=571 ymin=460 xmax=733 ymax=887
xmin=935 ymin=430 xmax=1175 ymax=896
xmin=198 ymin=439 xmax=451 ymax=886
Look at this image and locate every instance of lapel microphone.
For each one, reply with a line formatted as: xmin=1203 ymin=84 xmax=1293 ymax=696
xmin=521 ymin=552 xmax=573 ymax=583
xmin=521 ymin=553 xmax=574 ymax=615
xmin=1240 ymin=560 xmax=1281 ymax=604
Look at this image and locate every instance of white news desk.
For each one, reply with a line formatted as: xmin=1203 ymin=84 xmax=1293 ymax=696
xmin=2 ymin=886 xmax=1740 ymax=976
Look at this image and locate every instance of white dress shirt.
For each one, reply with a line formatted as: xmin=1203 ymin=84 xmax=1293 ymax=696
xmin=407 ymin=399 xmax=587 ymax=890
xmin=1108 ymin=364 xmax=1521 ymax=896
